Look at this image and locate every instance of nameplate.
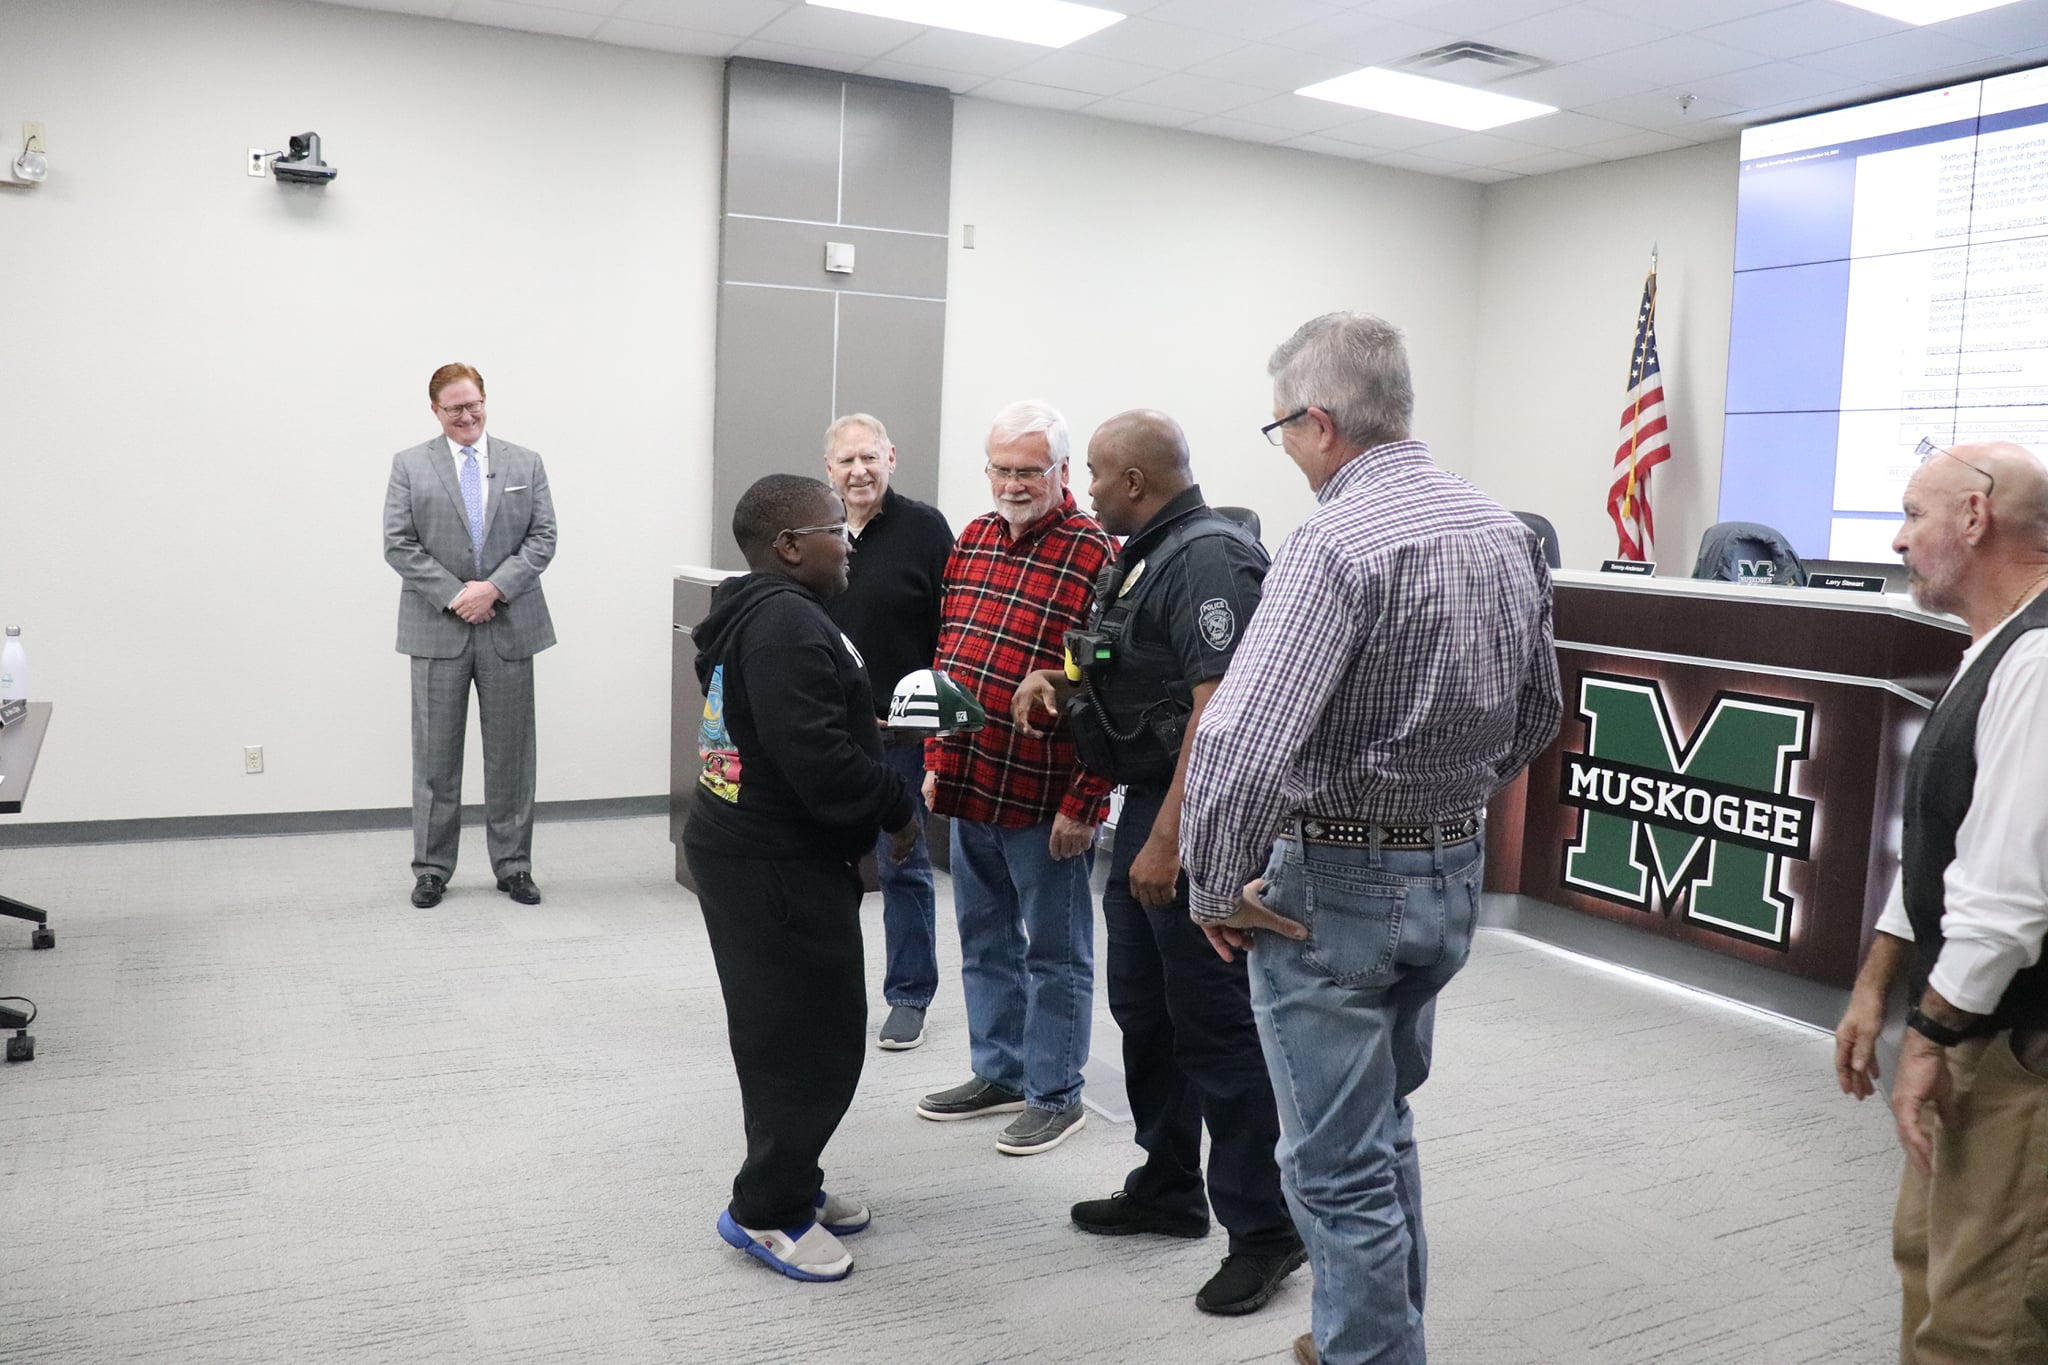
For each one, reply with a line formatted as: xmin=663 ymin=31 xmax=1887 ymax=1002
xmin=0 ymin=698 xmax=24 ymax=727
xmin=1600 ymin=559 xmax=1656 ymax=577
xmin=1809 ymin=573 xmax=1886 ymax=594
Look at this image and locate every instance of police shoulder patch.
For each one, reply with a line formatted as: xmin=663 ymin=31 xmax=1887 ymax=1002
xmin=1198 ymin=597 xmax=1235 ymax=651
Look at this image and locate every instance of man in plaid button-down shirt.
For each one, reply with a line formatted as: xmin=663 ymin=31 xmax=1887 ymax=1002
xmin=914 ymin=400 xmax=1116 ymax=1157
xmin=1183 ymin=314 xmax=1560 ymax=1365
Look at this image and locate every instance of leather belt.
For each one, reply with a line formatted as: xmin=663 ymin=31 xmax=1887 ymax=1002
xmin=1283 ymin=811 xmax=1481 ymax=850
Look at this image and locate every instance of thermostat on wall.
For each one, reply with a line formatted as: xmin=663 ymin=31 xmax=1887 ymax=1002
xmin=824 ymin=242 xmax=855 ymax=274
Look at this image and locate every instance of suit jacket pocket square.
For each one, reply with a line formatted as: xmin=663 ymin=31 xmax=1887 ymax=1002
xmin=506 ymin=484 xmax=529 ymax=493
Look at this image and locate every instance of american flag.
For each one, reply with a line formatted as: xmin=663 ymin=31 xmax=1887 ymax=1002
xmin=1608 ymin=261 xmax=1670 ymax=561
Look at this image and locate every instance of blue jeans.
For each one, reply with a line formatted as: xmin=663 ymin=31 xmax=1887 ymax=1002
xmin=949 ymin=817 xmax=1095 ymax=1112
xmin=1250 ymin=832 xmax=1484 ymax=1365
xmin=874 ymin=743 xmax=938 ymax=1010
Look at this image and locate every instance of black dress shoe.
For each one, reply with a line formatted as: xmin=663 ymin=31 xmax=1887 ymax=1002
xmin=496 ymin=871 xmax=542 ymax=905
xmin=411 ymin=874 xmax=446 ymax=908
xmin=1195 ymin=1246 xmax=1308 ymax=1316
xmin=1071 ymin=1190 xmax=1209 ymax=1239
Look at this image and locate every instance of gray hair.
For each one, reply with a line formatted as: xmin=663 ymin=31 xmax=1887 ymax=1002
xmin=1267 ymin=313 xmax=1414 ymax=450
xmin=824 ymin=412 xmax=891 ymax=451
xmin=988 ymin=399 xmax=1070 ymax=465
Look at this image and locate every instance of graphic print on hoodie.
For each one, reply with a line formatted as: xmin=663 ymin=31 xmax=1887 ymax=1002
xmin=698 ymin=665 xmax=741 ymax=803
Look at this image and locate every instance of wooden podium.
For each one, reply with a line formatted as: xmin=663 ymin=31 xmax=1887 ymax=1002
xmin=1486 ymin=571 xmax=1968 ymax=992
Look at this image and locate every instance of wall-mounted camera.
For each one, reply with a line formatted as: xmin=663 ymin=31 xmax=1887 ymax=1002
xmin=271 ymin=132 xmax=337 ymax=185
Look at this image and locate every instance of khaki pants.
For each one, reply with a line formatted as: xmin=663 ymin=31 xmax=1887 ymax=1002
xmin=1895 ymin=1029 xmax=2048 ymax=1364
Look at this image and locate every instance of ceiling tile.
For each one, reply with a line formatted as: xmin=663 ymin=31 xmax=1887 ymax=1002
xmin=1577 ymin=0 xmax=1799 ymax=23
xmin=449 ymin=0 xmax=603 ymax=38
xmin=879 ymin=28 xmax=1044 ymax=77
xmin=1075 ymin=97 xmax=1205 ymax=129
xmin=1062 ymin=16 xmax=1246 ymax=67
xmin=1261 ymin=14 xmax=1462 ymax=66
xmin=1492 ymin=109 xmax=1662 ymax=150
xmin=857 ymin=56 xmax=984 ymax=91
xmin=1316 ymin=111 xmax=1481 ymax=150
xmin=1453 ymin=165 xmax=1520 ymax=182
xmin=1798 ymin=27 xmax=1997 ymax=84
xmin=592 ymin=17 xmax=737 ymax=54
xmin=1678 ymin=59 xmax=1861 ymax=110
xmin=614 ymin=0 xmax=790 ymax=37
xmin=1496 ymin=146 xmax=1603 ymax=175
xmin=311 ymin=0 xmax=457 ymax=18
xmin=1578 ymin=126 xmax=1694 ymax=158
xmin=1575 ymin=89 xmax=1746 ymax=129
xmin=1116 ymin=72 xmax=1272 ymax=115
xmin=730 ymin=35 xmax=873 ymax=73
xmin=1476 ymin=7 xmax=1683 ymax=64
xmin=1488 ymin=62 xmax=1658 ymax=108
xmin=1142 ymin=0 xmax=1353 ymax=42
xmin=1692 ymin=0 xmax=1904 ymax=59
xmin=1004 ymin=49 xmax=1171 ymax=97
xmin=1410 ymin=129 xmax=1556 ymax=166
xmin=1183 ymin=113 xmax=1299 ymax=143
xmin=1182 ymin=41 xmax=1368 ymax=90
xmin=747 ymin=4 xmax=924 ymax=57
xmin=1366 ymin=148 xmax=1483 ymax=177
xmin=1227 ymin=93 xmax=1378 ymax=133
xmin=1581 ymin=34 xmax=1770 ymax=86
xmin=1280 ymin=132 xmax=1387 ymax=160
xmin=1939 ymin=5 xmax=2048 ymax=53
xmin=972 ymin=79 xmax=1102 ymax=111
xmin=1399 ymin=0 xmax=1577 ymax=35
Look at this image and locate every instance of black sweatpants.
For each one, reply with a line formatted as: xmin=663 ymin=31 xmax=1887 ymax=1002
xmin=1106 ymin=783 xmax=1299 ymax=1257
xmin=685 ymin=840 xmax=867 ymax=1232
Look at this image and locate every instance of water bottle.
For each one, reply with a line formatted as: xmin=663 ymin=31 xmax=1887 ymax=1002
xmin=1 ymin=626 xmax=25 ymax=703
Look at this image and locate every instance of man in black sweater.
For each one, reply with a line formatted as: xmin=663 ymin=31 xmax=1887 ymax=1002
xmin=688 ymin=473 xmax=917 ymax=1284
xmin=820 ymin=413 xmax=955 ymax=1052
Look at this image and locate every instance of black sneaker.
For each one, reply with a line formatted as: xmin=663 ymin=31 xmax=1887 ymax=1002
xmin=877 ymin=1005 xmax=926 ymax=1051
xmin=916 ymin=1076 xmax=1025 ymax=1121
xmin=1195 ymin=1247 xmax=1308 ymax=1316
xmin=1071 ymin=1191 xmax=1209 ymax=1240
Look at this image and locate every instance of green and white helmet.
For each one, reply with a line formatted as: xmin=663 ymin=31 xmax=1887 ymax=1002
xmin=887 ymin=668 xmax=986 ymax=735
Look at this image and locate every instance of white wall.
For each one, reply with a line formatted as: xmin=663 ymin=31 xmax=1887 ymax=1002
xmin=938 ymin=99 xmax=1485 ymax=542
xmin=1469 ymin=140 xmax=1741 ymax=571
xmin=0 ymin=0 xmax=722 ymax=822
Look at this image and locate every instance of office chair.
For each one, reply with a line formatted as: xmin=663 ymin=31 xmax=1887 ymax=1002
xmin=1693 ymin=521 xmax=1807 ymax=587
xmin=1214 ymin=505 xmax=1262 ymax=540
xmin=1513 ymin=511 xmax=1562 ymax=570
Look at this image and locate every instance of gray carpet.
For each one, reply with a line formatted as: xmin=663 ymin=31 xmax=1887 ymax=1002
xmin=0 ymin=815 xmax=1899 ymax=1363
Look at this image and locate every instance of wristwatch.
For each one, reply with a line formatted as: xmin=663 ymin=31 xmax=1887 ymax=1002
xmin=1906 ymin=1005 xmax=1968 ymax=1047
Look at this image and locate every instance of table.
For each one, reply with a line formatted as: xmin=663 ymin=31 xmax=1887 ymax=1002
xmin=2 ymin=701 xmax=54 ymax=1061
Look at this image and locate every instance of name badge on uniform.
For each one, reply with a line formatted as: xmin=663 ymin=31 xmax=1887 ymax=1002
xmin=1118 ymin=559 xmax=1147 ymax=597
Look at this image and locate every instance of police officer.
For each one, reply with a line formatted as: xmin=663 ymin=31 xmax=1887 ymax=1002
xmin=1012 ymin=409 xmax=1304 ymax=1316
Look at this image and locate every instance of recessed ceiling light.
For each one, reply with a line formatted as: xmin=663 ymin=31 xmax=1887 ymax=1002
xmin=1296 ymin=67 xmax=1556 ymax=132
xmin=1828 ymin=0 xmax=2024 ymax=22
xmin=807 ymin=0 xmax=1124 ymax=48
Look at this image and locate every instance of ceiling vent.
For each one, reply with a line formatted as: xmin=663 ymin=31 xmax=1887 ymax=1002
xmin=1395 ymin=41 xmax=1549 ymax=84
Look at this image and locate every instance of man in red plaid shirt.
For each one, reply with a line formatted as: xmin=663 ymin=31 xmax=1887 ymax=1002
xmin=915 ymin=399 xmax=1116 ymax=1156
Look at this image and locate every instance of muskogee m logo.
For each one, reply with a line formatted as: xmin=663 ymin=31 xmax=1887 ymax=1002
xmin=1560 ymin=673 xmax=1814 ymax=947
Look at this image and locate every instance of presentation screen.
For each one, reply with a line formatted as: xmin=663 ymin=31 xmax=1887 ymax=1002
xmin=1720 ymin=64 xmax=2048 ymax=562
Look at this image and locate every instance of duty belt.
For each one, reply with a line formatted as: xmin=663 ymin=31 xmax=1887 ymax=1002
xmin=1283 ymin=811 xmax=1481 ymax=850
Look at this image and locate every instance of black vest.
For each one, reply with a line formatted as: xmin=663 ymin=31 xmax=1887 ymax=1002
xmin=1901 ymin=589 xmax=2048 ymax=1031
xmin=1064 ymin=508 xmax=1263 ymax=788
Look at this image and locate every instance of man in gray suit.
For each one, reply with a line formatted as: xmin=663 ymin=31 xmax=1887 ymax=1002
xmin=383 ymin=363 xmax=558 ymax=909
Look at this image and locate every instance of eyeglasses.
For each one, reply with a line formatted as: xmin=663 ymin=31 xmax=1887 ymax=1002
xmin=1916 ymin=436 xmax=1995 ymax=496
xmin=985 ymin=461 xmax=1056 ymax=484
xmin=779 ymin=522 xmax=849 ymax=542
xmin=438 ymin=400 xmax=485 ymax=417
xmin=1262 ymin=409 xmax=1310 ymax=446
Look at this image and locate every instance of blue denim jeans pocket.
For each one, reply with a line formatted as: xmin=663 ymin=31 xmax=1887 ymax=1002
xmin=1265 ymin=839 xmax=1484 ymax=993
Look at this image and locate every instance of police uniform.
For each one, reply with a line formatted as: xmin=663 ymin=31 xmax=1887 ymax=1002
xmin=1067 ymin=485 xmax=1298 ymax=1258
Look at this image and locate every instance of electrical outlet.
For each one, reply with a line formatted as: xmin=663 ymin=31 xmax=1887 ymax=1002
xmin=248 ymin=147 xmax=268 ymax=178
xmin=244 ymin=745 xmax=264 ymax=774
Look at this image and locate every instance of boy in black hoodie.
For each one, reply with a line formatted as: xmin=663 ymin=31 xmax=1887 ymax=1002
xmin=688 ymin=473 xmax=918 ymax=1283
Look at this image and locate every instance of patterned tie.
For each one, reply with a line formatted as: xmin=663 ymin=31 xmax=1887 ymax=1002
xmin=460 ymin=445 xmax=484 ymax=575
